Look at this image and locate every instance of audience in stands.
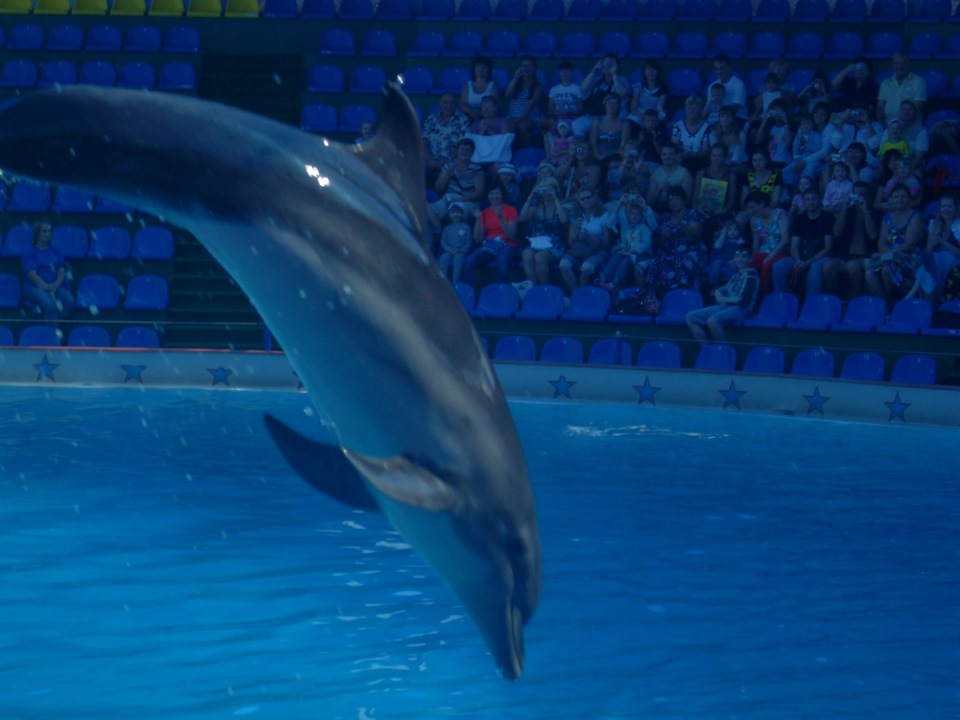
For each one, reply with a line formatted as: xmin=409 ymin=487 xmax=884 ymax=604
xmin=437 ymin=202 xmax=473 ymax=284
xmin=464 ymin=185 xmax=519 ymax=285
xmin=779 ymin=189 xmax=838 ymax=298
xmin=504 ymin=55 xmax=545 ymax=149
xmin=865 ymin=184 xmax=924 ymax=304
xmin=520 ymin=177 xmax=567 ymax=286
xmin=422 ymin=92 xmax=470 ymax=185
xmin=559 ymin=188 xmax=609 ymax=293
xmin=920 ymin=193 xmax=960 ymax=300
xmin=686 ymin=244 xmax=759 ymax=347
xmin=575 ymin=53 xmax=630 ymax=137
xmin=876 ymin=53 xmax=926 ymax=124
xmin=21 ymin=219 xmax=74 ymax=323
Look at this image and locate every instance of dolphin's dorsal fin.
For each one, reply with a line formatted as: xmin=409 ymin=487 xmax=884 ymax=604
xmin=344 ymin=450 xmax=461 ymax=513
xmin=263 ymin=413 xmax=380 ymax=511
xmin=349 ymin=83 xmax=431 ymax=251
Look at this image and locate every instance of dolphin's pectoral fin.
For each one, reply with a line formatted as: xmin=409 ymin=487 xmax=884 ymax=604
xmin=343 ymin=450 xmax=461 ymax=513
xmin=263 ymin=413 xmax=379 ymax=511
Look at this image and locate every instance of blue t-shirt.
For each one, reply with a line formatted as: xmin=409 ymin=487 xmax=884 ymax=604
xmin=22 ymin=245 xmax=66 ymax=285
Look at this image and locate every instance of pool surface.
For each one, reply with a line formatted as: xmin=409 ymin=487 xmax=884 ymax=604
xmin=2 ymin=387 xmax=958 ymax=719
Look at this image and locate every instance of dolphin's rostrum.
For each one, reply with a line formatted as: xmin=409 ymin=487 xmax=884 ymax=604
xmin=0 ymin=85 xmax=541 ymax=680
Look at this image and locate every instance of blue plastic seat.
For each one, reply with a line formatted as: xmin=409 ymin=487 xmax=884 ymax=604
xmin=742 ymin=346 xmax=785 ymax=374
xmin=876 ymin=298 xmax=933 ymax=335
xmin=490 ymin=0 xmax=526 ymax=21
xmin=124 ymin=24 xmax=161 ymax=52
xmin=559 ymin=31 xmax=595 ymax=58
xmin=587 ymin=338 xmax=633 ymax=366
xmin=667 ymin=68 xmax=703 ymax=97
xmin=451 ymin=282 xmax=475 ymax=312
xmin=0 ymin=326 xmax=14 ymax=347
xmin=936 ymin=34 xmax=960 ymax=60
xmin=830 ymin=0 xmax=867 ymax=22
xmin=418 ymin=0 xmax=454 ymax=19
xmin=361 ymin=29 xmax=396 ymax=58
xmin=890 ymin=354 xmax=936 ymax=385
xmin=301 ymin=103 xmax=337 ymax=133
xmin=339 ymin=104 xmax=377 ymax=134
xmin=752 ymin=0 xmax=790 ymax=21
xmin=376 ymin=0 xmax=411 ymax=18
xmin=18 ymin=325 xmax=62 ymax=347
xmin=910 ymin=0 xmax=951 ymax=22
xmin=823 ymin=32 xmax=864 ymax=60
xmin=338 ymin=0 xmax=373 ymax=18
xmin=456 ymin=0 xmax=490 ymax=19
xmin=261 ymin=0 xmax=297 ymax=16
xmin=432 ymin=67 xmax=470 ymax=95
xmin=0 ymin=60 xmax=38 ymax=89
xmin=2 ymin=226 xmax=33 ymax=258
xmin=791 ymin=0 xmax=829 ymax=22
xmin=124 ymin=275 xmax=169 ymax=311
xmin=600 ymin=0 xmax=638 ymax=20
xmin=561 ymin=286 xmax=610 ymax=322
xmin=741 ymin=292 xmax=798 ymax=329
xmin=516 ymin=284 xmax=564 ymax=320
xmin=86 ymin=24 xmax=123 ymax=51
xmin=594 ymin=31 xmax=631 ymax=59
xmin=39 ymin=60 xmax=77 ymax=88
xmin=443 ymin=30 xmax=483 ymax=58
xmin=88 ymin=226 xmax=131 ymax=260
xmin=564 ymin=0 xmax=600 ymax=22
xmin=908 ymin=33 xmax=942 ymax=61
xmin=7 ymin=183 xmax=51 ymax=212
xmin=714 ymin=0 xmax=751 ymax=22
xmin=408 ymin=30 xmax=446 ymax=58
xmin=0 ymin=273 xmax=21 ymax=309
xmin=786 ymin=294 xmax=843 ymax=331
xmin=493 ymin=334 xmax=536 ymax=361
xmin=747 ymin=31 xmax=787 ymax=60
xmin=116 ymin=325 xmax=160 ymax=348
xmin=300 ymin=0 xmax=335 ymax=17
xmin=95 ymin=195 xmax=135 ymax=214
xmin=524 ymin=30 xmax=558 ymax=58
xmin=485 ymin=29 xmax=520 ymax=58
xmin=635 ymin=30 xmax=669 ymax=59
xmin=694 ymin=343 xmax=737 ymax=372
xmin=540 ymin=337 xmax=584 ymax=364
xmin=655 ymin=288 xmax=703 ymax=326
xmin=117 ymin=61 xmax=155 ymax=90
xmin=943 ymin=73 xmax=960 ymax=99
xmin=839 ymin=351 xmax=885 ymax=381
xmin=69 ymin=325 xmax=111 ymax=348
xmin=132 ymin=227 xmax=175 ymax=261
xmin=920 ymin=69 xmax=947 ymax=99
xmin=400 ymin=66 xmax=433 ymax=95
xmin=47 ymin=23 xmax=84 ymax=51
xmin=529 ymin=0 xmax=564 ymax=21
xmin=8 ymin=23 xmax=44 ymax=51
xmin=711 ymin=32 xmax=747 ymax=60
xmin=164 ymin=25 xmax=200 ymax=53
xmin=791 ymin=348 xmax=835 ymax=378
xmin=923 ymin=299 xmax=960 ymax=336
xmin=319 ymin=29 xmax=355 ymax=56
xmin=637 ymin=0 xmax=673 ymax=20
xmin=676 ymin=0 xmax=713 ymax=21
xmin=77 ymin=274 xmax=121 ymax=311
xmin=52 ymin=225 xmax=89 ymax=258
xmin=79 ymin=60 xmax=117 ymax=87
xmin=832 ymin=295 xmax=887 ymax=332
xmin=670 ymin=31 xmax=709 ymax=60
xmin=349 ymin=66 xmax=387 ymax=95
xmin=157 ymin=62 xmax=195 ymax=91
xmin=864 ymin=32 xmax=903 ymax=59
xmin=636 ymin=340 xmax=681 ymax=369
xmin=784 ymin=32 xmax=825 ymax=60
xmin=53 ymin=185 xmax=94 ymax=213
xmin=471 ymin=283 xmax=520 ymax=319
xmin=307 ymin=65 xmax=344 ymax=94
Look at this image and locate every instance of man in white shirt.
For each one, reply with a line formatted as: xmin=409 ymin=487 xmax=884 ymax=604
xmin=709 ymin=55 xmax=747 ymax=120
xmin=876 ymin=53 xmax=927 ymax=124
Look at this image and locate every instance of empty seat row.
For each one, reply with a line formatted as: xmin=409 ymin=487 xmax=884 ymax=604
xmin=0 ymin=23 xmax=198 ymax=53
xmin=0 ymin=224 xmax=174 ymax=261
xmin=491 ymin=333 xmax=939 ymax=385
xmin=0 ymin=183 xmax=143 ymax=215
xmin=0 ymin=272 xmax=169 ymax=311
xmin=300 ymin=102 xmax=378 ymax=134
xmin=0 ymin=0 xmax=253 ymax=18
xmin=0 ymin=58 xmax=196 ymax=91
xmin=0 ymin=323 xmax=160 ymax=348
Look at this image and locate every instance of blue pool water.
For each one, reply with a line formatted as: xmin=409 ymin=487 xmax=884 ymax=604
xmin=1 ymin=387 xmax=958 ymax=719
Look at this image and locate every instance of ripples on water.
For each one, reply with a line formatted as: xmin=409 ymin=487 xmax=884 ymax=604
xmin=1 ymin=388 xmax=958 ymax=719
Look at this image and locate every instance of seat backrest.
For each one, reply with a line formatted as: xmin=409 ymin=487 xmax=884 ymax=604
xmin=52 ymin=225 xmax=89 ymax=258
xmin=493 ymin=335 xmax=536 ymax=361
xmin=89 ymin=226 xmax=131 ymax=259
xmin=540 ymin=337 xmax=584 ymax=364
xmin=77 ymin=273 xmax=120 ymax=310
xmin=0 ymin=273 xmax=21 ymax=308
xmin=694 ymin=343 xmax=736 ymax=371
xmin=588 ymin=338 xmax=633 ymax=366
xmin=86 ymin=24 xmax=122 ymax=51
xmin=116 ymin=325 xmax=160 ymax=348
xmin=132 ymin=227 xmax=175 ymax=260
xmin=890 ymin=354 xmax=936 ymax=385
xmin=124 ymin=24 xmax=162 ymax=52
xmin=742 ymin=346 xmax=785 ymax=374
xmin=636 ymin=340 xmax=681 ymax=368
xmin=887 ymin=298 xmax=932 ymax=330
xmin=452 ymin=282 xmax=475 ymax=311
xmin=68 ymin=325 xmax=111 ymax=347
xmin=791 ymin=348 xmax=835 ymax=378
xmin=124 ymin=274 xmax=169 ymax=310
xmin=18 ymin=325 xmax=61 ymax=347
xmin=839 ymin=351 xmax=885 ymax=381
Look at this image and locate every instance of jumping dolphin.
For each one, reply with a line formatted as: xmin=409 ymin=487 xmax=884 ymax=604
xmin=0 ymin=85 xmax=541 ymax=680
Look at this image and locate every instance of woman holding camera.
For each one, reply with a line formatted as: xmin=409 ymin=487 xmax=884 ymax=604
xmin=520 ymin=178 xmax=568 ymax=286
xmin=575 ymin=53 xmax=630 ymax=137
xmin=504 ymin=55 xmax=544 ymax=149
xmin=831 ymin=58 xmax=877 ymax=115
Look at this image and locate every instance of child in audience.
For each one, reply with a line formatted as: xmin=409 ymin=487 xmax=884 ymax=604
xmin=822 ymin=161 xmax=854 ymax=214
xmin=437 ymin=202 xmax=473 ymax=283
xmin=707 ymin=214 xmax=746 ymax=290
xmin=544 ymin=119 xmax=575 ymax=171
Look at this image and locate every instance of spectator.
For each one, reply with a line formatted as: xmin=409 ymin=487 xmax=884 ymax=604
xmin=874 ymin=150 xmax=923 ymax=212
xmin=504 ymin=55 xmax=545 ymax=149
xmin=704 ymin=82 xmax=726 ymax=126
xmin=605 ymin=142 xmax=650 ymax=206
xmin=626 ymin=108 xmax=665 ymax=167
xmin=597 ymin=196 xmax=657 ymax=292
xmin=576 ymin=53 xmax=630 ymax=137
xmin=559 ymin=189 xmax=610 ymax=293
xmin=794 ymin=71 xmax=831 ymax=114
xmin=464 ymin=185 xmax=520 ymax=284
xmin=437 ymin=202 xmax=474 ymax=283
xmin=750 ymin=72 xmax=782 ymax=121
xmin=460 ymin=55 xmax=499 ymax=123
xmin=829 ymin=104 xmax=882 ymax=162
xmin=864 ymin=183 xmax=924 ymax=305
xmin=546 ymin=60 xmax=584 ymax=126
xmin=776 ymin=189 xmax=837 ymax=298
xmin=920 ymin=193 xmax=960 ymax=302
xmin=709 ymin=105 xmax=749 ymax=170
xmin=422 ymin=92 xmax=471 ymax=183
xmin=629 ymin=60 xmax=667 ymax=123
xmin=544 ymin=119 xmax=574 ymax=172
xmin=741 ymin=149 xmax=783 ymax=210
xmin=822 ymin=160 xmax=854 ymax=215
xmin=709 ymin=55 xmax=747 ymax=119
xmin=519 ymin=177 xmax=568 ymax=286
xmin=744 ymin=190 xmax=792 ymax=296
xmin=823 ymin=180 xmax=879 ymax=299
xmin=831 ymin=58 xmax=878 ymax=115
xmin=671 ymin=95 xmax=711 ymax=173
xmin=686 ymin=244 xmax=759 ymax=347
xmin=589 ymin=94 xmax=628 ymax=170
xmin=753 ymin=97 xmax=793 ymax=171
xmin=786 ymin=112 xmax=823 ymax=183
xmin=706 ymin=214 xmax=748 ymax=290
xmin=647 ymin=142 xmax=694 ymax=214
xmin=432 ymin=137 xmax=485 ymax=220
xmin=21 ymin=218 xmax=74 ymax=322
xmin=693 ymin=143 xmax=738 ymax=222
xmin=876 ymin=53 xmax=926 ymax=124
xmin=560 ymin=137 xmax=603 ymax=207
xmin=894 ymin=100 xmax=929 ymax=173
xmin=496 ymin=163 xmax=522 ymax=207
xmin=644 ymin=186 xmax=705 ymax=298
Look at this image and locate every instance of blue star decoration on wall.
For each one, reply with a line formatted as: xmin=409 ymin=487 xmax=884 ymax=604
xmin=121 ymin=365 xmax=147 ymax=384
xmin=803 ymin=386 xmax=830 ymax=415
xmin=34 ymin=354 xmax=59 ymax=382
xmin=207 ymin=367 xmax=234 ymax=386
xmin=884 ymin=391 xmax=911 ymax=422
xmin=548 ymin=375 xmax=576 ymax=399
xmin=718 ymin=380 xmax=746 ymax=409
xmin=633 ymin=376 xmax=661 ymax=405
